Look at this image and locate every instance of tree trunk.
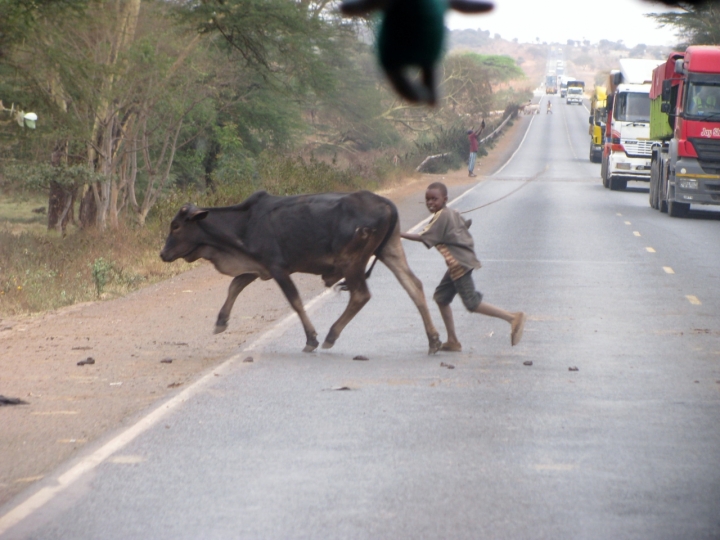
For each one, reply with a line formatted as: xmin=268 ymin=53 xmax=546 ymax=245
xmin=85 ymin=0 xmax=142 ymax=229
xmin=47 ymin=142 xmax=74 ymax=233
xmin=79 ymin=185 xmax=97 ymax=229
xmin=47 ymin=181 xmax=75 ymax=234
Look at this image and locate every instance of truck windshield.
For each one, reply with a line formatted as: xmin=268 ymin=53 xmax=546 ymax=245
xmin=568 ymin=88 xmax=583 ymax=95
xmin=685 ymin=82 xmax=720 ymax=118
xmin=615 ymin=92 xmax=650 ymax=123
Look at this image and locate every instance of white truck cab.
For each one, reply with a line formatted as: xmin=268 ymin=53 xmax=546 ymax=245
xmin=602 ymin=59 xmax=663 ymax=190
xmin=566 ymin=86 xmax=583 ymax=105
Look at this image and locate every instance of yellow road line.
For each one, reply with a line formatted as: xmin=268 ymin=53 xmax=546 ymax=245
xmin=633 ymin=231 xmax=641 ymax=237
xmin=663 ymin=267 xmax=675 ymax=274
xmin=686 ymin=295 xmax=701 ymax=305
xmin=646 ymin=247 xmax=656 ymax=253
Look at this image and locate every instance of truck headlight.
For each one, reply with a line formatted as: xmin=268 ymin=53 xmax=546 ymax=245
xmin=678 ymin=178 xmax=698 ymax=189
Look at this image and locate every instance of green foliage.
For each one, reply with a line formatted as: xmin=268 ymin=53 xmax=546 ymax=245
xmin=413 ymin=124 xmax=487 ymax=174
xmin=457 ymin=53 xmax=525 ymax=83
xmin=1 ymin=162 xmax=100 ymax=193
xmin=90 ymin=257 xmax=112 ymax=297
xmin=647 ymin=3 xmax=720 ymax=47
xmin=257 ymin=153 xmax=374 ymax=196
xmin=0 ymin=0 xmax=90 ymax=57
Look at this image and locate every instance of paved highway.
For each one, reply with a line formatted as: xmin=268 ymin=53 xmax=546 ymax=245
xmin=2 ymin=96 xmax=720 ymax=539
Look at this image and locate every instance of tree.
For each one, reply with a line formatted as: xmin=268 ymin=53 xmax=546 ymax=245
xmin=1 ymin=1 xmax=226 ymax=228
xmin=0 ymin=0 xmax=90 ymax=58
xmin=647 ymin=2 xmax=720 ymax=47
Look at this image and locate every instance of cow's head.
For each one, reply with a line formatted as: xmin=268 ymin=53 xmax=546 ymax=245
xmin=160 ymin=204 xmax=209 ymax=263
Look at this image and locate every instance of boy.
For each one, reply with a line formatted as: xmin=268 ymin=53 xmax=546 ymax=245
xmin=401 ymin=182 xmax=525 ymax=350
xmin=467 ymin=120 xmax=485 ymax=177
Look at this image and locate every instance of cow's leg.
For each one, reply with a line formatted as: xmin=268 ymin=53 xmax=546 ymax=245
xmin=214 ymin=273 xmax=258 ymax=334
xmin=271 ymin=269 xmax=319 ymax=352
xmin=322 ymin=270 xmax=371 ymax=349
xmin=379 ymin=234 xmax=442 ymax=354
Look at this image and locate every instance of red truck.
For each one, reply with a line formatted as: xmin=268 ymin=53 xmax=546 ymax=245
xmin=649 ymin=46 xmax=720 ymax=217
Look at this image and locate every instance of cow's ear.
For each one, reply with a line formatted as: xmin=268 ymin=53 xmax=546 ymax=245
xmin=188 ymin=209 xmax=208 ymax=222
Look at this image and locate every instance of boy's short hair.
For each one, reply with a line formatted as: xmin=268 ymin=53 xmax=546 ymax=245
xmin=427 ymin=182 xmax=448 ymax=197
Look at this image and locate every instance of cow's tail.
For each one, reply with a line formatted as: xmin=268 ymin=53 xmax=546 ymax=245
xmin=336 ymin=200 xmax=398 ymax=291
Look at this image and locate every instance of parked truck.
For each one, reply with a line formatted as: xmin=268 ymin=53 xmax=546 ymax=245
xmin=566 ymin=80 xmax=585 ymax=105
xmin=545 ymin=74 xmax=558 ymax=95
xmin=648 ymin=46 xmax=720 ymax=217
xmin=588 ymin=86 xmax=607 ymax=163
xmin=601 ymin=58 xmax=664 ymax=190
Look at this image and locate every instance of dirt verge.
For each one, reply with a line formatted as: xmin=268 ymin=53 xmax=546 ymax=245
xmin=0 ymin=115 xmax=531 ymax=507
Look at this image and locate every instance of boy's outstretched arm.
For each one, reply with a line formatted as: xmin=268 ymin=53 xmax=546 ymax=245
xmin=401 ymin=232 xmax=423 ymax=242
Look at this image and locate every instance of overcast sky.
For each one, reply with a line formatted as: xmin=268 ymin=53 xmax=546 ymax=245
xmin=446 ymin=0 xmax=681 ymax=47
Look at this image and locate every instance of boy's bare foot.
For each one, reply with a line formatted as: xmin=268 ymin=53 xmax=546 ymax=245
xmin=511 ymin=312 xmax=526 ymax=346
xmin=440 ymin=341 xmax=462 ymax=352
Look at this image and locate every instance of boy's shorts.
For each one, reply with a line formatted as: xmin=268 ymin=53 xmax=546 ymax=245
xmin=433 ymin=270 xmax=483 ymax=312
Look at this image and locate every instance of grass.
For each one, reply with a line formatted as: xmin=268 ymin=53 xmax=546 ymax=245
xmin=0 ymin=195 xmax=48 ymax=236
xmin=0 ymin=219 xmax=194 ymax=315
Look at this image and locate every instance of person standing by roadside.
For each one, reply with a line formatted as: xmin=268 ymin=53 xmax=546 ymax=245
xmin=467 ymin=120 xmax=485 ymax=177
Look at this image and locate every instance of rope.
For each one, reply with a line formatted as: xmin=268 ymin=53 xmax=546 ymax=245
xmin=459 ymin=166 xmax=547 ymax=215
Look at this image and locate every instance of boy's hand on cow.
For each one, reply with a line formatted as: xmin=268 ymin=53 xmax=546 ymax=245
xmin=401 ymin=232 xmax=423 ymax=242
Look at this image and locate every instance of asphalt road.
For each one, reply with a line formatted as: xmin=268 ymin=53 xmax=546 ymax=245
xmin=3 ymin=96 xmax=720 ymax=539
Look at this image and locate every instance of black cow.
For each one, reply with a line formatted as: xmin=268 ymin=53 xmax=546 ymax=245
xmin=160 ymin=190 xmax=441 ymax=354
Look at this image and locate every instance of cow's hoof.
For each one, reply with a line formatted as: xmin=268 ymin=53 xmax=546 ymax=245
xmin=213 ymin=323 xmax=228 ymax=335
xmin=321 ymin=340 xmax=335 ymax=349
xmin=303 ymin=343 xmax=318 ymax=353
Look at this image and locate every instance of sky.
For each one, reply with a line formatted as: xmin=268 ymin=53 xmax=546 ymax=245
xmin=445 ymin=0 xmax=681 ymax=47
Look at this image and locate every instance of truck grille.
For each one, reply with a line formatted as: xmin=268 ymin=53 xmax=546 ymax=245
xmin=690 ymin=138 xmax=720 ymax=163
xmin=623 ymin=140 xmax=653 ymax=158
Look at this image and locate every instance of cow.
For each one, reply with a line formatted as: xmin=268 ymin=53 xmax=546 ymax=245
xmin=160 ymin=190 xmax=442 ymax=354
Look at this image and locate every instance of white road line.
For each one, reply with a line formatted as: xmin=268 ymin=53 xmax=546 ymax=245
xmin=686 ymin=295 xmax=702 ymax=305
xmin=663 ymin=267 xmax=675 ymax=274
xmin=492 ymin=114 xmax=537 ymax=177
xmin=0 ymin=116 xmax=538 ymax=535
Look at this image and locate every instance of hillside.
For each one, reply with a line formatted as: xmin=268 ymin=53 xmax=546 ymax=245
xmin=449 ymin=30 xmax=673 ymax=90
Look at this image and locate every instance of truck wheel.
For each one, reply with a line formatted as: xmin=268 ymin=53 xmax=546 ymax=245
xmin=601 ymin=159 xmax=609 ymax=188
xmin=660 ymin=173 xmax=669 ymax=213
xmin=609 ymin=176 xmax=627 ymax=191
xmin=649 ymin=180 xmax=656 ymax=209
xmin=652 ymin=182 xmax=660 ymax=209
xmin=649 ymin=161 xmax=658 ymax=209
xmin=668 ymin=199 xmax=689 ymax=218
